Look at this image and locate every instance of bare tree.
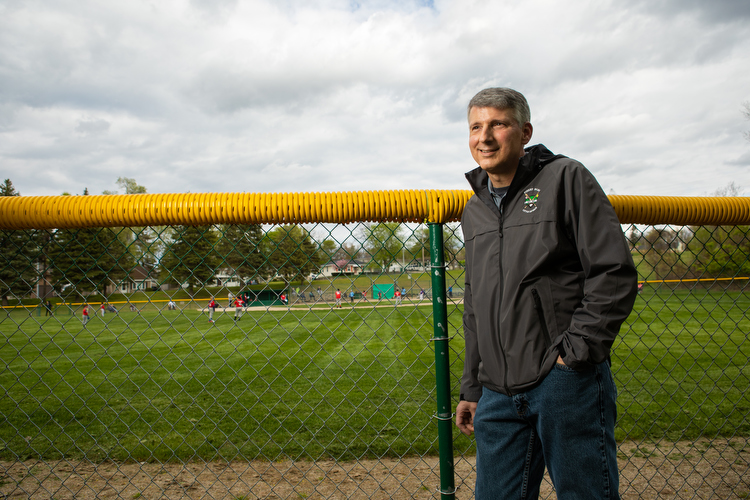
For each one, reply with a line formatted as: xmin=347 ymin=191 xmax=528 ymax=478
xmin=713 ymin=182 xmax=742 ymax=197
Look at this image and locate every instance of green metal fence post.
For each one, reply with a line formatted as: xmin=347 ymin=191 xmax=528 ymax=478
xmin=428 ymin=222 xmax=456 ymax=499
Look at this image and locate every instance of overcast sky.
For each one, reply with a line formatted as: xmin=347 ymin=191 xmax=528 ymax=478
xmin=2 ymin=0 xmax=749 ymax=199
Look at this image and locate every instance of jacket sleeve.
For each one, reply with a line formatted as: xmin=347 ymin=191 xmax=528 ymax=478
xmin=552 ymin=163 xmax=638 ymax=370
xmin=460 ymin=243 xmax=483 ymax=402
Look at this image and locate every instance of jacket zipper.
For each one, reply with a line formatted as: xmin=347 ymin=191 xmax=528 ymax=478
xmin=498 ymin=203 xmax=510 ymax=394
xmin=531 ymin=288 xmax=553 ymax=347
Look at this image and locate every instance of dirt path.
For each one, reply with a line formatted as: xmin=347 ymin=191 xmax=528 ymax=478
xmin=2 ymin=439 xmax=748 ymax=499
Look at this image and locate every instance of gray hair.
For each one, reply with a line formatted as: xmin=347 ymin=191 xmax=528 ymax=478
xmin=467 ymin=88 xmax=531 ymax=126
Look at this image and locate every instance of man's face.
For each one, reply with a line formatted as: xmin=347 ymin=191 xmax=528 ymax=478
xmin=468 ymin=106 xmax=532 ymax=184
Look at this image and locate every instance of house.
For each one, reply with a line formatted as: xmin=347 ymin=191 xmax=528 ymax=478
xmin=319 ymin=259 xmax=363 ymax=278
xmin=388 ymin=262 xmax=429 ymax=273
xmin=212 ymin=268 xmax=245 ymax=288
xmin=118 ymin=265 xmax=159 ymax=293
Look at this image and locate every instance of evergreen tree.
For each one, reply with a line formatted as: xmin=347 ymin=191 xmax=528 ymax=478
xmin=47 ymin=227 xmax=134 ymax=298
xmin=127 ymin=226 xmax=160 ymax=271
xmin=160 ymin=225 xmax=219 ymax=293
xmin=216 ymin=224 xmax=264 ymax=284
xmin=0 ymin=180 xmax=39 ymax=304
xmin=0 ymin=179 xmax=18 ymax=197
xmin=265 ymin=225 xmax=321 ymax=284
xmin=45 ymin=189 xmax=133 ymax=298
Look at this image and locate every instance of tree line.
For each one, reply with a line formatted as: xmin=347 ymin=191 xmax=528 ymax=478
xmin=0 ymin=179 xmax=466 ymax=302
xmin=0 ymin=189 xmax=324 ymax=300
xmin=629 ymin=224 xmax=750 ymax=283
xmin=4 ymin=177 xmax=749 ymax=303
xmin=627 ymin=184 xmax=750 ymax=284
xmin=4 ymin=176 xmax=749 ymax=303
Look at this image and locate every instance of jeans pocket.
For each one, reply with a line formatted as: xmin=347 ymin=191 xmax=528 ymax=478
xmin=553 ymin=362 xmax=577 ymax=373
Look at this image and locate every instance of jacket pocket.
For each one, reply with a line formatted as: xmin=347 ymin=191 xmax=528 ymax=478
xmin=531 ymin=288 xmax=553 ymax=348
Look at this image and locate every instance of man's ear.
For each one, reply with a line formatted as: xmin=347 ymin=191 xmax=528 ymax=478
xmin=522 ymin=122 xmax=533 ymax=145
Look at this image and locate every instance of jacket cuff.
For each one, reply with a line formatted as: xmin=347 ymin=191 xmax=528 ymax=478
xmin=551 ymin=333 xmax=591 ymax=371
xmin=459 ymin=391 xmax=482 ymax=402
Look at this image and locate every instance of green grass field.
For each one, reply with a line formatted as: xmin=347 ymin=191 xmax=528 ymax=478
xmin=1 ymin=286 xmax=749 ymax=463
xmin=613 ymin=286 xmax=750 ymax=442
xmin=1 ymin=301 xmax=440 ymax=463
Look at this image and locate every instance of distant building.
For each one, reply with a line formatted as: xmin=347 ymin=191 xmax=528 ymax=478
xmin=388 ymin=262 xmax=429 ymax=273
xmin=212 ymin=268 xmax=246 ymax=288
xmin=34 ymin=262 xmax=54 ymax=299
xmin=118 ymin=265 xmax=159 ymax=294
xmin=319 ymin=259 xmax=364 ymax=278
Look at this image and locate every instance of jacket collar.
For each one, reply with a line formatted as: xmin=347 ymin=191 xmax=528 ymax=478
xmin=465 ymin=144 xmax=562 ymax=213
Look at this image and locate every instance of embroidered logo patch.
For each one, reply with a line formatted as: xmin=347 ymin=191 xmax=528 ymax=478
xmin=522 ymin=188 xmax=540 ymax=213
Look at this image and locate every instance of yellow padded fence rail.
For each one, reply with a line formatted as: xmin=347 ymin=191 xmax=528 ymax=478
xmin=610 ymin=195 xmax=750 ymax=226
xmin=1 ymin=192 xmax=750 ymax=230
xmin=0 ymin=190 xmax=472 ymax=229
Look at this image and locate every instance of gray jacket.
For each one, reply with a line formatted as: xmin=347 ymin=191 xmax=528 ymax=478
xmin=460 ymin=144 xmax=637 ymax=400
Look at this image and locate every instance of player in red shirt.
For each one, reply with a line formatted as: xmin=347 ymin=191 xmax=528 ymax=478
xmin=82 ymin=304 xmax=90 ymax=325
xmin=233 ymin=296 xmax=244 ymax=321
xmin=208 ymin=297 xmax=217 ymax=322
xmin=334 ymin=289 xmax=342 ymax=308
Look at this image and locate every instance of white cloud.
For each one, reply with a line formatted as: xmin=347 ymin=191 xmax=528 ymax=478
xmin=76 ymin=117 xmax=111 ymax=136
xmin=0 ymin=0 xmax=749 ymax=199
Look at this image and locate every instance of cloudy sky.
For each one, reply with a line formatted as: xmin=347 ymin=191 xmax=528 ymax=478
xmin=2 ymin=0 xmax=749 ymax=199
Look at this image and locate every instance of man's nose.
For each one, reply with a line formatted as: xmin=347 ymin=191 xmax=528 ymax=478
xmin=479 ymin=125 xmax=494 ymax=142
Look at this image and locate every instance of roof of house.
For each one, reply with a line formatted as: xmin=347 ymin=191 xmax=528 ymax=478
xmin=130 ymin=265 xmax=156 ymax=281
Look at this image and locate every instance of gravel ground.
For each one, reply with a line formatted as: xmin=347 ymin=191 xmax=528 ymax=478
xmin=2 ymin=439 xmax=749 ymax=499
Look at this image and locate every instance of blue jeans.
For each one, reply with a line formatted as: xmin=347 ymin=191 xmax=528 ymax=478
xmin=474 ymin=361 xmax=620 ymax=499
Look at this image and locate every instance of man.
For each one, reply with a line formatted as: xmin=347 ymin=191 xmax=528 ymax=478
xmin=334 ymin=289 xmax=342 ymax=308
xmin=456 ymin=88 xmax=637 ymax=499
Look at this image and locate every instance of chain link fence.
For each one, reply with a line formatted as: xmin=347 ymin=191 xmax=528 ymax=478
xmin=1 ymin=194 xmax=749 ymax=499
